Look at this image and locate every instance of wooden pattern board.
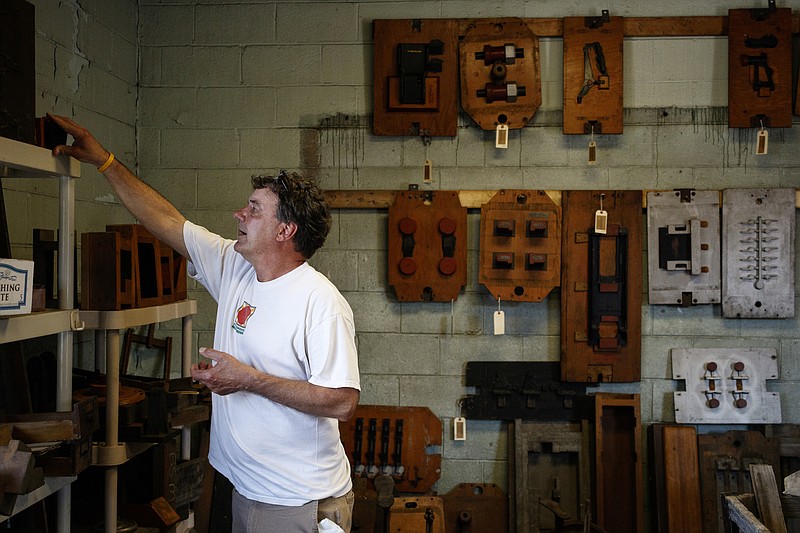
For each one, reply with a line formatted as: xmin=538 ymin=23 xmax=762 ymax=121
xmin=478 ymin=190 xmax=561 ymax=302
xmin=372 ymin=19 xmax=459 ymax=137
xmin=388 ymin=190 xmax=467 ymax=302
xmin=594 ymin=393 xmax=643 ymax=533
xmin=339 ymin=405 xmax=442 ymax=494
xmin=459 ymin=18 xmax=541 ymax=130
xmin=728 ymin=7 xmax=793 ymax=128
xmin=560 ymin=190 xmax=642 ymax=383
xmin=442 ymin=483 xmax=507 ymax=533
xmin=698 ymin=430 xmax=781 ymax=533
xmin=562 ymin=15 xmax=624 ymax=134
xmin=648 ymin=424 xmax=703 ymax=533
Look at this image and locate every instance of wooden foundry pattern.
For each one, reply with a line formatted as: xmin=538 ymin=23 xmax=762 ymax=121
xmin=478 ymin=190 xmax=561 ymax=303
xmin=648 ymin=424 xmax=703 ymax=533
xmin=388 ymin=190 xmax=467 ymax=302
xmin=459 ymin=18 xmax=541 ymax=130
xmin=562 ymin=15 xmax=624 ymax=134
xmin=560 ymin=190 xmax=642 ymax=383
xmin=594 ymin=393 xmax=643 ymax=533
xmin=442 ymin=483 xmax=507 ymax=533
xmin=339 ymin=405 xmax=442 ymax=494
xmin=698 ymin=430 xmax=781 ymax=533
xmin=728 ymin=7 xmax=793 ymax=128
xmin=372 ymin=19 xmax=459 ymax=137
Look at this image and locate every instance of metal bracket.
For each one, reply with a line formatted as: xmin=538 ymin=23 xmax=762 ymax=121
xmin=584 ymin=10 xmax=611 ymax=29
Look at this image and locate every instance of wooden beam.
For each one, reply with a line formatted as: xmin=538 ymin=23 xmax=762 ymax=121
xmin=456 ymin=14 xmax=799 ymax=38
xmin=324 ymin=190 xmax=561 ymax=209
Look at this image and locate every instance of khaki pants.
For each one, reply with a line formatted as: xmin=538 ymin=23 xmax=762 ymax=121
xmin=232 ymin=488 xmax=354 ymax=533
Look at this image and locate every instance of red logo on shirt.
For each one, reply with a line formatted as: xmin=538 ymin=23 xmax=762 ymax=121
xmin=232 ymin=301 xmax=256 ymax=334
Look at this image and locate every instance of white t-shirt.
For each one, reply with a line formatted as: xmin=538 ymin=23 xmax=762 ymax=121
xmin=183 ymin=221 xmax=360 ymax=506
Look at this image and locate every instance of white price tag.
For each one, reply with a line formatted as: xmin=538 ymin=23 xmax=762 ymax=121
xmin=756 ymin=129 xmax=768 ymax=155
xmin=454 ymin=417 xmax=467 ymax=441
xmin=496 ymin=124 xmax=509 ymax=149
xmin=423 ymin=159 xmax=433 ymax=182
xmin=594 ymin=209 xmax=608 ymax=234
xmin=493 ymin=310 xmax=505 ymax=335
xmin=588 ymin=140 xmax=597 ymax=165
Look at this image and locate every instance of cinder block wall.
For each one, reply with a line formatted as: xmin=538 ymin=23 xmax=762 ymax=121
xmin=23 ymin=0 xmax=800 ymax=505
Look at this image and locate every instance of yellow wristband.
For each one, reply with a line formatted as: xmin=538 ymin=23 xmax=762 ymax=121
xmin=97 ymin=152 xmax=115 ymax=172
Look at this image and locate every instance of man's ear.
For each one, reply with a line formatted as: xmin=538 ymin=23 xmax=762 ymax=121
xmin=277 ymin=221 xmax=298 ymax=242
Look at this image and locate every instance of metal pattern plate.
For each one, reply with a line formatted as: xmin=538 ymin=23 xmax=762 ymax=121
xmin=722 ymin=188 xmax=795 ymax=318
xmin=672 ymin=347 xmax=781 ymax=424
xmin=647 ymin=190 xmax=721 ymax=305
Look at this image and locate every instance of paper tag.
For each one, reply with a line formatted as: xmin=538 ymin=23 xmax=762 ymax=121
xmin=454 ymin=417 xmax=467 ymax=441
xmin=493 ymin=310 xmax=505 ymax=335
xmin=756 ymin=130 xmax=768 ymax=155
xmin=496 ymin=124 xmax=509 ymax=149
xmin=423 ymin=159 xmax=433 ymax=182
xmin=588 ymin=141 xmax=597 ymax=165
xmin=594 ymin=209 xmax=608 ymax=234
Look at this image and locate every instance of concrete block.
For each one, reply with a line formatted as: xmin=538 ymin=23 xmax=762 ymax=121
xmin=441 ymin=419 xmax=506 ymax=460
xmin=161 ymin=128 xmax=240 ymax=168
xmin=196 ymin=4 xmax=276 ymax=44
xmin=350 ymin=166 xmax=415 ymax=190
xmin=241 ymin=128 xmax=302 ymax=169
xmin=358 ymin=375 xmax=400 ymax=406
xmin=80 ymin=0 xmax=138 ymax=43
xmin=35 ymin=0 xmax=84 ymax=49
xmin=401 ymin=292 xmax=484 ymax=337
xmin=775 ymin=382 xmax=800 ymax=424
xmin=435 ymin=458 xmax=483 ymax=494
xmin=139 ymin=46 xmax=161 ymax=86
xmin=137 ymin=127 xmax=160 ymax=169
xmin=139 ymin=87 xmax=198 ymax=127
xmin=656 ymin=124 xmax=726 ymax=167
xmin=403 ymin=137 xmax=458 ymax=169
xmin=356 ymin=250 xmax=388 ymax=292
xmin=143 ymin=168 xmax=197 ymax=210
xmin=442 ymin=0 xmax=526 ymax=18
xmin=440 ymin=334 xmax=523 ymax=375
xmin=139 ymin=5 xmax=194 ymax=45
xmin=276 ymin=86 xmax=360 ymax=127
xmin=400 ymin=375 xmax=462 ymax=417
xmin=341 ymin=291 xmax=402 ymax=333
xmin=339 ymin=209 xmax=386 ymax=250
xmin=357 ymin=332 xmax=439 ymax=375
xmin=539 ymin=38 xmax=563 ymax=86
xmin=243 ymin=45 xmax=322 ymax=86
xmin=486 ymin=130 xmax=522 ymax=167
xmin=76 ymin=17 xmax=114 ymax=72
xmin=521 ymin=335 xmax=560 ymax=361
xmin=308 ymin=250 xmax=359 ymax=291
xmin=520 ymin=126 xmax=569 ymax=167
xmin=111 ymin=34 xmax=137 ymax=85
xmin=197 ymin=169 xmax=253 ymax=210
xmin=198 ymin=88 xmax=276 ymax=128
xmin=357 ymin=4 xmax=442 ymax=42
xmin=322 ymin=44 xmax=370 ymax=85
xmin=651 ymin=303 xmax=739 ymax=337
xmin=641 ymin=335 xmax=690 ymax=379
xmin=161 ymin=47 xmax=242 ymax=87
xmin=277 ymin=3 xmax=358 ymax=43
xmin=480 ymin=294 xmax=559 ymax=336
xmin=694 ymin=167 xmax=782 ymax=189
xmin=441 ymin=167 xmax=524 ymax=190
xmin=454 ymin=127 xmax=488 ymax=167
xmin=650 ymin=379 xmax=679 ymax=423
xmin=736 ymin=304 xmax=800 ymax=338
xmin=523 ymin=166 xmax=606 ymax=190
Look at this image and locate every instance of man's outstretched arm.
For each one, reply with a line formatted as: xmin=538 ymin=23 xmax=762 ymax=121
xmin=48 ymin=113 xmax=189 ymax=259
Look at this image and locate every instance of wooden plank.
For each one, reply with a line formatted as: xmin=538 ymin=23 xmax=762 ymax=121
xmin=473 ymin=15 xmax=800 ymax=37
xmin=663 ymin=426 xmax=703 ymax=533
xmin=750 ymin=463 xmax=788 ymax=533
xmin=724 ymin=494 xmax=771 ymax=533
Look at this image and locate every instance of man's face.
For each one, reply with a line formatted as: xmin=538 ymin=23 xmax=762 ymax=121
xmin=233 ymin=188 xmax=283 ymax=260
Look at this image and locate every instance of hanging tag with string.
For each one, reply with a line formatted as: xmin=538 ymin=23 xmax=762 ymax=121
xmin=756 ymin=120 xmax=768 ymax=156
xmin=494 ymin=297 xmax=505 ymax=335
xmin=496 ymin=123 xmax=509 ymax=149
xmin=454 ymin=400 xmax=467 ymax=441
xmin=595 ymin=193 xmax=608 ymax=234
xmin=588 ymin=124 xmax=597 ymax=165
